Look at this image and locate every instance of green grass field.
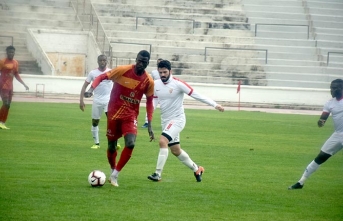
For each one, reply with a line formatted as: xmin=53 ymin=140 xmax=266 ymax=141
xmin=0 ymin=102 xmax=342 ymax=221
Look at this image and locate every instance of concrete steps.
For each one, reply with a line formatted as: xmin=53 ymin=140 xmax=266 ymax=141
xmin=0 ymin=0 xmax=82 ymax=75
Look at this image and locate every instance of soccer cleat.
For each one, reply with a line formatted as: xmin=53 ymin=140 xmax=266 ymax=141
xmin=288 ymin=182 xmax=304 ymax=190
xmin=110 ymin=175 xmax=119 ymax=187
xmin=148 ymin=173 xmax=161 ymax=182
xmin=141 ymin=123 xmax=148 ymax=128
xmin=91 ymin=144 xmax=100 ymax=149
xmin=116 ymin=143 xmax=121 ymax=150
xmin=0 ymin=123 xmax=10 ymax=130
xmin=194 ymin=166 xmax=204 ymax=182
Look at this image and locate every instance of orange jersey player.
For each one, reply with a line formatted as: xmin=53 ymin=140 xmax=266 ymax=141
xmin=84 ymin=50 xmax=155 ymax=187
xmin=0 ymin=46 xmax=29 ymax=130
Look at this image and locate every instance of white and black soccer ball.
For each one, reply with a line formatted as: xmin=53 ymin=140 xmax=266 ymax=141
xmin=88 ymin=170 xmax=106 ymax=187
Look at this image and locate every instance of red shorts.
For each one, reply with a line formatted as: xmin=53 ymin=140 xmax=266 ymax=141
xmin=106 ymin=118 xmax=138 ymax=140
xmin=0 ymin=88 xmax=13 ymax=102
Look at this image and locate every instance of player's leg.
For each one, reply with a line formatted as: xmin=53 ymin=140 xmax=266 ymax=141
xmin=289 ymin=133 xmax=342 ymax=190
xmin=110 ymin=119 xmax=137 ymax=186
xmin=104 ymin=103 xmax=120 ymax=150
xmin=90 ymin=102 xmax=102 ymax=148
xmin=107 ymin=119 xmax=122 ymax=187
xmin=0 ymin=89 xmax=12 ymax=129
xmin=147 ymin=134 xmax=169 ymax=181
xmin=170 ymin=143 xmax=204 ymax=182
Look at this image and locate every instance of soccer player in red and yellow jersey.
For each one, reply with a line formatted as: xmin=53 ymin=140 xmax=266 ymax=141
xmin=0 ymin=46 xmax=29 ymax=129
xmin=84 ymin=50 xmax=155 ymax=187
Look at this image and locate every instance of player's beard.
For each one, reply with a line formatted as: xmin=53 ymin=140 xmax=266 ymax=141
xmin=161 ymin=75 xmax=170 ymax=83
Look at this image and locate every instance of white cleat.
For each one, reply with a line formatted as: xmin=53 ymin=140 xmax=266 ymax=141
xmin=110 ymin=179 xmax=119 ymax=187
xmin=110 ymin=174 xmax=119 ymax=187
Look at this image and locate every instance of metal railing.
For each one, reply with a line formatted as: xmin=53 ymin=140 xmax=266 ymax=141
xmin=204 ymin=47 xmax=268 ymax=64
xmin=110 ymin=42 xmax=152 ymax=55
xmin=255 ymin=24 xmax=310 ymax=39
xmin=70 ymin=0 xmax=114 ymax=66
xmin=327 ymin=52 xmax=343 ymax=66
xmin=112 ymin=57 xmax=134 ymax=67
xmin=136 ymin=17 xmax=195 ymax=33
xmin=0 ymin=36 xmax=13 ymax=46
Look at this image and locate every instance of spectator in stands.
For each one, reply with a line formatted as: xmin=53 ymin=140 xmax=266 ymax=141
xmin=288 ymin=79 xmax=343 ymax=190
xmin=147 ymin=59 xmax=224 ymax=183
xmin=142 ymin=58 xmax=163 ymax=128
xmin=83 ymin=50 xmax=155 ymax=187
xmin=0 ymin=46 xmax=29 ymax=129
xmin=80 ymin=54 xmax=121 ymax=150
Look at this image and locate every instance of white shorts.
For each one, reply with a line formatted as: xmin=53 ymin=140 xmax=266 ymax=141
xmin=321 ymin=132 xmax=343 ymax=155
xmin=92 ymin=100 xmax=109 ymax=119
xmin=161 ymin=114 xmax=186 ymax=144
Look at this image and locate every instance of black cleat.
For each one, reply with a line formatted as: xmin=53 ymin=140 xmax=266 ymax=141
xmin=194 ymin=166 xmax=204 ymax=182
xmin=148 ymin=173 xmax=161 ymax=182
xmin=288 ymin=182 xmax=304 ymax=190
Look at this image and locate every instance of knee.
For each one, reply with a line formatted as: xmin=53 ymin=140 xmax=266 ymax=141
xmin=125 ymin=140 xmax=135 ymax=149
xmin=314 ymin=152 xmax=331 ymax=165
xmin=2 ymin=103 xmax=10 ymax=109
xmin=92 ymin=119 xmax=99 ymax=127
xmin=108 ymin=141 xmax=117 ymax=152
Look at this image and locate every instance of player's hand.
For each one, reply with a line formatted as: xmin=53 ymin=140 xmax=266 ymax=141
xmin=215 ymin=104 xmax=224 ymax=112
xmin=84 ymin=88 xmax=94 ymax=98
xmin=24 ymin=85 xmax=29 ymax=91
xmin=147 ymin=124 xmax=155 ymax=142
xmin=318 ymin=119 xmax=326 ymax=127
xmin=79 ymin=100 xmax=85 ymax=111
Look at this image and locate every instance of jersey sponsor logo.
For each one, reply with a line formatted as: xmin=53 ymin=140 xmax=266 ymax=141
xmin=169 ymin=88 xmax=173 ymax=93
xmin=120 ymin=94 xmax=140 ymax=104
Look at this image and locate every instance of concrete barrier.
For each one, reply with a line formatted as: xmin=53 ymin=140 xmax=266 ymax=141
xmin=12 ymin=74 xmax=331 ymax=108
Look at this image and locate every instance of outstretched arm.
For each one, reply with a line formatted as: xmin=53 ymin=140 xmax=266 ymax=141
xmin=190 ymin=90 xmax=224 ymax=112
xmin=318 ymin=112 xmax=330 ymax=127
xmin=79 ymin=81 xmax=90 ymax=111
xmin=84 ymin=73 xmax=109 ymax=97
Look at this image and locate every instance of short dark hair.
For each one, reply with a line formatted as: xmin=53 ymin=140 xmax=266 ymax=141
xmin=98 ymin=54 xmax=107 ymax=60
xmin=331 ymin=79 xmax=343 ymax=87
xmin=6 ymin=45 xmax=15 ymax=52
xmin=137 ymin=50 xmax=150 ymax=60
xmin=158 ymin=60 xmax=171 ymax=70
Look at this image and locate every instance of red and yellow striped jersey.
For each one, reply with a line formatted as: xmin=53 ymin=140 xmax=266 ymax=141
xmin=106 ymin=65 xmax=154 ymax=120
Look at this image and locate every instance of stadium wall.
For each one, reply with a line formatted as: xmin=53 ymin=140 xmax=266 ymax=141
xmin=13 ymin=75 xmax=330 ymax=107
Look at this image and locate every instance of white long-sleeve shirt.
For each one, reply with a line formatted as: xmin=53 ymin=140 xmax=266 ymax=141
xmin=154 ymin=75 xmax=217 ymax=124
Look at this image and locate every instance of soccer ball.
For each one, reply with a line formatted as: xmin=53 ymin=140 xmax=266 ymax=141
xmin=88 ymin=170 xmax=106 ymax=187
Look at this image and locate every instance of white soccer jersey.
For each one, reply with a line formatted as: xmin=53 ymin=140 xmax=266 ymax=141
xmin=86 ymin=68 xmax=112 ymax=103
xmin=151 ymin=70 xmax=160 ymax=80
xmin=323 ymin=97 xmax=343 ymax=133
xmin=154 ymin=75 xmax=217 ymax=124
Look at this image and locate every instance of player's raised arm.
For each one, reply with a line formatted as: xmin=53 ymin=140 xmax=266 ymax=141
xmin=84 ymin=73 xmax=109 ymax=97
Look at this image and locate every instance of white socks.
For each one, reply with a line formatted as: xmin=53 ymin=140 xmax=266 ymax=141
xmin=299 ymin=160 xmax=320 ymax=185
xmin=155 ymin=148 xmax=169 ymax=175
xmin=177 ymin=150 xmax=198 ymax=172
xmin=91 ymin=126 xmax=99 ymax=144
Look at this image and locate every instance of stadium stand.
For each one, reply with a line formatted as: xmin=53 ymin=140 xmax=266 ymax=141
xmin=0 ymin=0 xmax=82 ymax=75
xmin=0 ymin=0 xmax=342 ymax=89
